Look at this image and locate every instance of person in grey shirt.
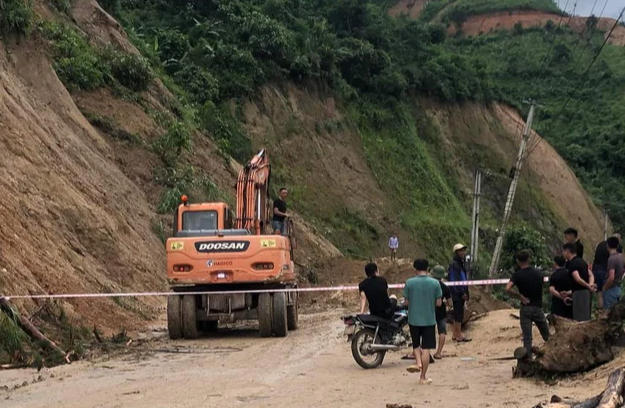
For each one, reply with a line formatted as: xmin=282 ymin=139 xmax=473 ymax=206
xmin=603 ymin=236 xmax=624 ymax=310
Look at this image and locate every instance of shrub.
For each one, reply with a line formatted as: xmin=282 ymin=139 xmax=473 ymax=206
xmin=55 ymin=55 xmax=106 ymax=90
xmin=152 ymin=121 xmax=192 ymax=166
xmin=174 ymin=64 xmax=219 ymax=104
xmin=0 ymin=0 xmax=34 ymax=35
xmin=208 ymin=42 xmax=265 ymax=99
xmin=199 ymin=101 xmax=251 ymax=162
xmin=427 ymin=23 xmax=447 ymax=44
xmin=155 ymin=165 xmax=226 ymax=213
xmin=107 ymin=49 xmax=153 ymax=91
xmin=337 ymin=38 xmax=391 ymax=90
xmin=237 ymin=11 xmax=294 ymax=62
xmin=157 ymin=29 xmax=190 ymax=69
xmin=501 ymin=226 xmax=550 ymax=273
xmin=41 ymin=22 xmax=107 ymax=90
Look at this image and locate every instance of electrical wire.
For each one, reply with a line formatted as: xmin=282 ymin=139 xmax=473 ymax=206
xmin=523 ymin=6 xmax=625 ymax=159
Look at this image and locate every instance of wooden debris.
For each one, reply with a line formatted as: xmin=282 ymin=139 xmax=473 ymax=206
xmin=0 ymin=294 xmax=70 ymax=363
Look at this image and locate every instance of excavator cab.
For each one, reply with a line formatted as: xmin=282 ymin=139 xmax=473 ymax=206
xmin=165 ymin=149 xmax=298 ymax=340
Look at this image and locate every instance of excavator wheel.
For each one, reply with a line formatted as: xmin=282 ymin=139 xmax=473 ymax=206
xmin=167 ymin=295 xmax=183 ymax=340
xmin=258 ymin=293 xmax=273 ymax=338
xmin=287 ymin=291 xmax=299 ymax=331
xmin=272 ymin=292 xmax=288 ymax=337
xmin=181 ymin=295 xmax=199 ymax=339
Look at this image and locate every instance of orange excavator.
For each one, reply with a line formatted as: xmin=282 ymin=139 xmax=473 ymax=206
xmin=165 ymin=149 xmax=297 ymax=338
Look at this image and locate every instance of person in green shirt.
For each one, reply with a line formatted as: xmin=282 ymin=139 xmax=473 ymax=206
xmin=403 ymin=259 xmax=442 ymax=385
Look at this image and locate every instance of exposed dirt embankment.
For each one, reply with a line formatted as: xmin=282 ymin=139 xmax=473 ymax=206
xmin=0 ymin=39 xmax=164 ymax=329
xmin=449 ymin=11 xmax=625 ymax=46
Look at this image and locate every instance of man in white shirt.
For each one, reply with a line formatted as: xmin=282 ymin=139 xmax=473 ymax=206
xmin=389 ymin=234 xmax=399 ymax=261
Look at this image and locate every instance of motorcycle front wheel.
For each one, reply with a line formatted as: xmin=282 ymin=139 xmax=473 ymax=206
xmin=351 ymin=328 xmax=386 ymax=369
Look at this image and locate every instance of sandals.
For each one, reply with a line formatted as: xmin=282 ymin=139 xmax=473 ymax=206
xmin=401 ymin=355 xmax=414 ymax=360
xmin=419 ymin=378 xmax=433 ymax=385
xmin=455 ymin=337 xmax=472 ymax=343
xmin=406 ymin=365 xmax=421 ymax=373
xmin=433 ymin=353 xmax=443 ymax=360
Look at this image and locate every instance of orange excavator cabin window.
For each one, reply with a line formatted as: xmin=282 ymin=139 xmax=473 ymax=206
xmin=182 ymin=210 xmax=218 ymax=231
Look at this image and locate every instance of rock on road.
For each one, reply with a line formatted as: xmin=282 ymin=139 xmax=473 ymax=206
xmin=0 ymin=310 xmax=592 ymax=408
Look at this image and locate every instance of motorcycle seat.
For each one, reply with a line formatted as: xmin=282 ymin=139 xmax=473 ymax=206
xmin=357 ymin=314 xmax=393 ymax=324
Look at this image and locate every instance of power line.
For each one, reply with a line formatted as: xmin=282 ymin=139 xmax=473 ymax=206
xmin=523 ymin=0 xmax=607 ymax=156
xmin=523 ymin=5 xmax=624 ymax=159
xmin=526 ymin=0 xmax=572 ymax=94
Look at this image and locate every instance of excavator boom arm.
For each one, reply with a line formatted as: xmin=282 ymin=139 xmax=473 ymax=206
xmin=235 ymin=149 xmax=271 ymax=234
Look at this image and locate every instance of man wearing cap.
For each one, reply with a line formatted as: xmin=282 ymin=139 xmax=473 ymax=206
xmin=448 ymin=244 xmax=471 ymax=342
xmin=431 ymin=265 xmax=452 ymax=359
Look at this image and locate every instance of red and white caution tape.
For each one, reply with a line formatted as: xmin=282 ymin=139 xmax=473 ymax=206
xmin=0 ymin=277 xmax=551 ymax=300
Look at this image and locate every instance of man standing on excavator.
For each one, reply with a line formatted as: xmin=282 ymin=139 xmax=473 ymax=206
xmin=272 ymin=188 xmax=289 ymax=235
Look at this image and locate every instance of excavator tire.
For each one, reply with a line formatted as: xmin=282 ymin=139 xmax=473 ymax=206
xmin=272 ymin=292 xmax=288 ymax=337
xmin=287 ymin=291 xmax=299 ymax=331
xmin=181 ymin=295 xmax=199 ymax=339
xmin=258 ymin=293 xmax=273 ymax=338
xmin=167 ymin=295 xmax=183 ymax=340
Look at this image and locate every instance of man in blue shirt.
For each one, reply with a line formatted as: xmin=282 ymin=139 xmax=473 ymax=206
xmin=448 ymin=244 xmax=471 ymax=342
xmin=403 ymin=259 xmax=442 ymax=385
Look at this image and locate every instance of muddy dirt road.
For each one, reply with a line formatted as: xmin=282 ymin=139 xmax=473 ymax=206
xmin=0 ymin=310 xmax=597 ymax=408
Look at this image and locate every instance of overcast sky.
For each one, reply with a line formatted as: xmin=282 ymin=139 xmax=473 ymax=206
xmin=556 ymin=0 xmax=624 ymax=19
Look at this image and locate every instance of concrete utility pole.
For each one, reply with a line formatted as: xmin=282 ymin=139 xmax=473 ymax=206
xmin=489 ymin=103 xmax=537 ymax=277
xmin=469 ymin=169 xmax=483 ymax=273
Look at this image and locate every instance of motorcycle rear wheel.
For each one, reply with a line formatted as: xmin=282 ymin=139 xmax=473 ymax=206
xmin=351 ymin=328 xmax=386 ymax=369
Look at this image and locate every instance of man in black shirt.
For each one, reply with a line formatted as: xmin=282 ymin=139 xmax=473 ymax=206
xmin=549 ymin=255 xmax=573 ymax=319
xmin=272 ymin=188 xmax=289 ymax=235
xmin=593 ymin=234 xmax=623 ymax=308
xmin=506 ymin=250 xmax=550 ymax=358
xmin=564 ymin=242 xmax=595 ymax=321
xmin=359 ymin=263 xmax=394 ymax=318
xmin=564 ymin=227 xmax=584 ymax=259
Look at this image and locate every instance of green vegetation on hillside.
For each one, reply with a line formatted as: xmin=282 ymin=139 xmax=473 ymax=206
xmin=450 ymin=24 xmax=625 ymax=230
xmin=108 ymin=0 xmax=493 ymax=114
xmin=40 ymin=21 xmax=153 ymax=92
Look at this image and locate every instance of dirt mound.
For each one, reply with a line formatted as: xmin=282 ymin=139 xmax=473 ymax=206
xmin=0 ymin=38 xmax=164 ymax=330
xmin=449 ymin=10 xmax=625 ymax=46
xmin=388 ymin=0 xmax=429 ymax=19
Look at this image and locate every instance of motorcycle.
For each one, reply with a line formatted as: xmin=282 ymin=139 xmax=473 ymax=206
xmin=341 ymin=308 xmax=411 ymax=369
